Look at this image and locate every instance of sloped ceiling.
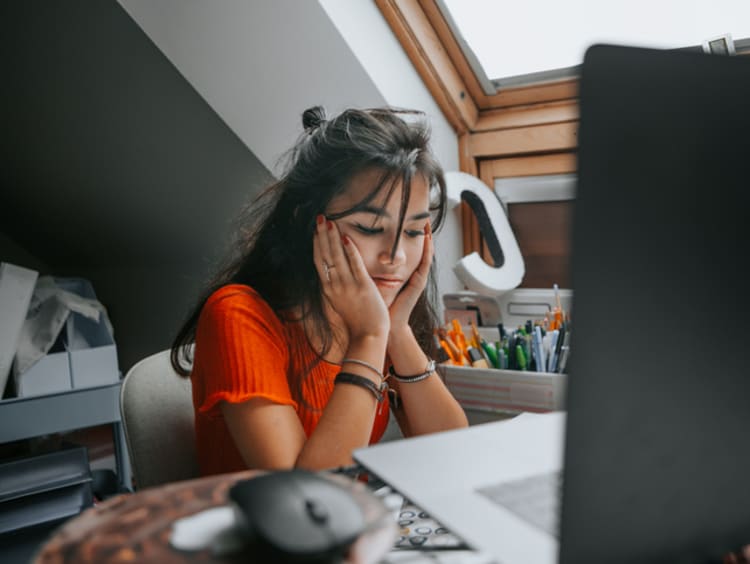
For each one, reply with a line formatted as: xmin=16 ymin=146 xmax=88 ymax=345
xmin=118 ymin=0 xmax=389 ymax=176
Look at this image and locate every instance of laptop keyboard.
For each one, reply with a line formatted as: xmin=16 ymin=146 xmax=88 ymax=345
xmin=477 ymin=471 xmax=562 ymax=537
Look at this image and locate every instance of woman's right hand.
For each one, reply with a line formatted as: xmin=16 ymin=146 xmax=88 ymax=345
xmin=313 ymin=215 xmax=390 ymax=341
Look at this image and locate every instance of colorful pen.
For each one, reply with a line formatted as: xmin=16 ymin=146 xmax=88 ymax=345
xmin=467 ymin=347 xmax=489 ymax=369
xmin=480 ymin=340 xmax=499 ymax=368
xmin=469 ymin=319 xmax=482 ymax=349
xmin=515 ymin=344 xmax=527 ymax=371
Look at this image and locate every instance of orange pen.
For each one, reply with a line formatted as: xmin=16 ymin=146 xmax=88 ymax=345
xmin=451 ymin=319 xmax=470 ymax=358
xmin=554 ymin=308 xmax=563 ymax=329
xmin=439 ymin=339 xmax=459 ymax=365
xmin=437 ymin=328 xmax=460 ymax=364
xmin=469 ymin=319 xmax=481 ymax=349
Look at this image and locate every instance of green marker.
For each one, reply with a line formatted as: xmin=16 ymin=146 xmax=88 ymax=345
xmin=515 ymin=344 xmax=527 ymax=371
xmin=481 ymin=340 xmax=499 ymax=368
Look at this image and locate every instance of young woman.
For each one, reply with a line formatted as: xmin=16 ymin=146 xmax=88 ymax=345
xmin=171 ymin=106 xmax=468 ymax=476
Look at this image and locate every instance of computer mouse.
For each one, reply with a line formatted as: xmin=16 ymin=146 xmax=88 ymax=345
xmin=228 ymin=469 xmax=367 ymax=563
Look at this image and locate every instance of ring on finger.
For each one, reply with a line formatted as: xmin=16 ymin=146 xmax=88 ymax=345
xmin=323 ymin=261 xmax=335 ymax=282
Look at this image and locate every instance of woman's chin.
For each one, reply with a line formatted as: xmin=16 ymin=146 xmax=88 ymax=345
xmin=377 ymin=288 xmax=398 ymax=307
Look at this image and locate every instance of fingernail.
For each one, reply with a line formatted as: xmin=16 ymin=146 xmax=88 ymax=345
xmin=327 ymin=220 xmax=333 ymax=231
xmin=316 ymin=215 xmax=324 ymax=225
xmin=342 ymin=235 xmax=349 ymax=246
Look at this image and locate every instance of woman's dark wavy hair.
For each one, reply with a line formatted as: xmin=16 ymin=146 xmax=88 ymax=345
xmin=170 ymin=106 xmax=448 ymax=401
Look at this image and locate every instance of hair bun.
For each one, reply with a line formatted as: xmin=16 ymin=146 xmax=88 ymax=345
xmin=302 ymin=106 xmax=327 ymax=133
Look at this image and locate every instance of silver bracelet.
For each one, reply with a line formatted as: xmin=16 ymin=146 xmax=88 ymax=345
xmin=341 ymin=358 xmax=384 ymax=380
xmin=388 ymin=359 xmax=436 ymax=383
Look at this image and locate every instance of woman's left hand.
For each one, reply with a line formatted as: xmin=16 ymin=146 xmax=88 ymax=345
xmin=388 ymin=223 xmax=433 ymax=333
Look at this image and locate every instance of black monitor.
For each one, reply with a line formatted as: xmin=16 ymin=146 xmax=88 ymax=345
xmin=561 ymin=44 xmax=750 ymax=563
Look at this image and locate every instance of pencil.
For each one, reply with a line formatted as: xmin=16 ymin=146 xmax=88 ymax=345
xmin=553 ymin=283 xmax=562 ymax=312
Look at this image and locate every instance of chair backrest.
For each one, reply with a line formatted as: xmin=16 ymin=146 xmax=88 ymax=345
xmin=120 ymin=349 xmax=198 ymax=490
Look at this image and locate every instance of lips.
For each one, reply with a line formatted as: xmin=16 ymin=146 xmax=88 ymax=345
xmin=372 ymin=276 xmax=404 ymax=289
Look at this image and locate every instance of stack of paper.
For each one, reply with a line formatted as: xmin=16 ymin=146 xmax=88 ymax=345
xmin=0 ymin=262 xmax=38 ymax=399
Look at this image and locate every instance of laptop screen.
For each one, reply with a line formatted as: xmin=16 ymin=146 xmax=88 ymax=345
xmin=560 ymin=44 xmax=750 ymax=563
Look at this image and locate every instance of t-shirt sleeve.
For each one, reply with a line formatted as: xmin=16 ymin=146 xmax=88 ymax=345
xmin=194 ymin=288 xmax=296 ymax=416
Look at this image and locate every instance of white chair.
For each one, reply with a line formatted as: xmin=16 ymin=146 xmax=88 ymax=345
xmin=119 ymin=349 xmax=199 ymax=490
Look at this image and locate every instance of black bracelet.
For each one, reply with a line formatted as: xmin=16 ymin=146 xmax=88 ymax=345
xmin=335 ymin=372 xmax=386 ymax=403
xmin=388 ymin=359 xmax=436 ymax=383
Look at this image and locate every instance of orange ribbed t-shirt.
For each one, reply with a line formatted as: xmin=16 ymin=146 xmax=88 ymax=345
xmin=191 ymin=284 xmax=390 ymax=476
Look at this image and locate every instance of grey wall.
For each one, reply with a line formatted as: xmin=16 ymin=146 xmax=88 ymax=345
xmin=1 ymin=0 xmax=273 ymax=372
xmin=1 ymin=0 xmax=464 ymax=376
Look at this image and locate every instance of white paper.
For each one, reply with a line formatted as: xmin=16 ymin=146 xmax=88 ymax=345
xmin=13 ymin=276 xmax=112 ymax=375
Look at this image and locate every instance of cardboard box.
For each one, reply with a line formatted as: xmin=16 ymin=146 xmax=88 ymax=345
xmin=439 ymin=364 xmax=567 ymax=414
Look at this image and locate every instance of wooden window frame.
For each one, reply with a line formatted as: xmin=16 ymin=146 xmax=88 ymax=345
xmin=377 ymin=1 xmax=750 ymax=288
xmin=376 ymin=0 xmax=580 ymax=274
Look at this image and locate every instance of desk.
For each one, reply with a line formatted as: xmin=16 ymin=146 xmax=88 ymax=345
xmin=0 ymin=382 xmax=131 ymax=490
xmin=32 ymin=470 xmax=397 ymax=564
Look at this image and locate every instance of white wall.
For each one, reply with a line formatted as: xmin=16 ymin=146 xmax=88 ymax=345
xmin=119 ymin=0 xmax=465 ymax=307
xmin=318 ymin=0 xmax=465 ymax=304
xmin=118 ymin=0 xmax=386 ymax=176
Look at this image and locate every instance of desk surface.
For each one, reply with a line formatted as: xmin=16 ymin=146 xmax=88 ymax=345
xmin=33 ymin=470 xmax=256 ymax=564
xmin=32 ymin=470 xmax=397 ymax=564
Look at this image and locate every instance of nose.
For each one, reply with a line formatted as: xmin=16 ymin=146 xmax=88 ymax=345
xmin=379 ymin=236 xmax=406 ymax=266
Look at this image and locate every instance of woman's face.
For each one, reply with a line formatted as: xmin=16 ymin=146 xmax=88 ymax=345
xmin=326 ymin=169 xmax=431 ymax=307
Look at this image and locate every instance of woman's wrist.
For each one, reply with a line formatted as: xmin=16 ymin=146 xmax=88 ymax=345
xmin=387 ymin=324 xmax=415 ymax=348
xmin=349 ymin=323 xmax=390 ymax=343
xmin=348 ymin=333 xmax=389 ymax=354
xmin=343 ymin=334 xmax=388 ymax=384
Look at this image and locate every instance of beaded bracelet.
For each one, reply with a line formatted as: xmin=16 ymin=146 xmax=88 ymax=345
xmin=341 ymin=358 xmax=383 ymax=380
xmin=388 ymin=359 xmax=436 ymax=383
xmin=335 ymin=372 xmax=386 ymax=402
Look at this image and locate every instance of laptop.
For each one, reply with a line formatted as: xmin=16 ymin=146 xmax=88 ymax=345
xmin=355 ymin=43 xmax=750 ymax=563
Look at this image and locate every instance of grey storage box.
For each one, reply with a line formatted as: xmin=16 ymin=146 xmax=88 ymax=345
xmin=0 ymin=443 xmax=93 ymax=534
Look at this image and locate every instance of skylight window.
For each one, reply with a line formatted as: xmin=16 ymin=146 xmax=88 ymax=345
xmin=441 ymin=0 xmax=750 ymax=88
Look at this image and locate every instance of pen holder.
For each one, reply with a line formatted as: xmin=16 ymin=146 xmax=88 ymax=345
xmin=437 ymin=364 xmax=567 ymax=414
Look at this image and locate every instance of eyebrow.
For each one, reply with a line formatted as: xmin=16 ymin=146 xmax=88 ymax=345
xmin=355 ymin=205 xmax=430 ymax=221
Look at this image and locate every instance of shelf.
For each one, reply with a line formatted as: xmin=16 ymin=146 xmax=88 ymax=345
xmin=0 ymin=382 xmax=131 ymax=491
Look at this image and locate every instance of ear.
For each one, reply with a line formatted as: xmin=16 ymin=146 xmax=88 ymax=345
xmin=445 ymin=171 xmax=525 ymax=295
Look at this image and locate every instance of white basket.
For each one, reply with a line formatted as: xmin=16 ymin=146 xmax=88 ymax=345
xmin=438 ymin=364 xmax=567 ymax=414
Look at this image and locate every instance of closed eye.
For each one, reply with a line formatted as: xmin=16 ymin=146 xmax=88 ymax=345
xmin=405 ymin=229 xmax=426 ymax=238
xmin=354 ymin=223 xmax=384 ymax=236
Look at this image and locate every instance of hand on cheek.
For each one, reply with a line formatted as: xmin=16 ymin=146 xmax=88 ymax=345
xmin=313 ymin=216 xmax=390 ymax=341
xmin=389 ymin=223 xmax=433 ymax=330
